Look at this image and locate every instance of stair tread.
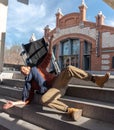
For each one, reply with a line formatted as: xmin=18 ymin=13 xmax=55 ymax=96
xmin=0 ymin=84 xmax=114 ymax=126
xmin=0 ymin=85 xmax=114 ymax=108
xmin=62 ymin=96 xmax=114 ymax=108
xmin=0 ymin=111 xmax=46 ymax=130
xmin=1 ymin=83 xmax=114 ymax=91
xmin=0 ymin=95 xmax=114 ymax=130
xmin=68 ymin=84 xmax=114 ymax=91
xmin=0 ymin=84 xmax=22 ymax=90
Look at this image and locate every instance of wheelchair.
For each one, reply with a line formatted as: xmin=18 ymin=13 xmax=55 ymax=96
xmin=20 ymin=37 xmax=60 ymax=75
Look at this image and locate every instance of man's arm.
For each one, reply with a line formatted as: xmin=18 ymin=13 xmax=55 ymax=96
xmin=3 ymin=100 xmax=27 ymax=110
xmin=44 ymin=35 xmax=53 ymax=54
xmin=3 ymin=66 xmax=34 ymax=110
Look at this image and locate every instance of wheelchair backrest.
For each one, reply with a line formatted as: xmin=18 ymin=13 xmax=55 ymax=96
xmin=22 ymin=38 xmax=48 ymax=66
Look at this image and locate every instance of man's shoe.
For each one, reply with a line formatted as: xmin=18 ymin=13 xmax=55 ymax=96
xmin=67 ymin=108 xmax=82 ymax=121
xmin=95 ymin=72 xmax=110 ymax=87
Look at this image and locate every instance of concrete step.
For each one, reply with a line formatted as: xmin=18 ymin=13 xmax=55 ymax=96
xmin=0 ymin=85 xmax=114 ymax=124
xmin=0 ymin=85 xmax=22 ymax=99
xmin=60 ymin=96 xmax=114 ymax=124
xmin=0 ymin=111 xmax=46 ymax=130
xmin=0 ymin=79 xmax=25 ymax=88
xmin=0 ymin=84 xmax=114 ymax=104
xmin=69 ymin=76 xmax=114 ymax=88
xmin=1 ymin=77 xmax=114 ymax=89
xmin=1 ymin=74 xmax=114 ymax=88
xmin=0 ymin=95 xmax=114 ymax=130
xmin=66 ymin=84 xmax=114 ymax=103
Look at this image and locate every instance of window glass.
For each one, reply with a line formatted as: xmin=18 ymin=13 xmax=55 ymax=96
xmin=59 ymin=39 xmax=80 ymax=69
xmin=84 ymin=41 xmax=91 ymax=54
xmin=59 ymin=43 xmax=62 ymax=56
xmin=71 ymin=56 xmax=79 ymax=67
xmin=72 ymin=39 xmax=80 ymax=55
xmin=63 ymin=56 xmax=70 ymax=68
xmin=63 ymin=40 xmax=71 ymax=55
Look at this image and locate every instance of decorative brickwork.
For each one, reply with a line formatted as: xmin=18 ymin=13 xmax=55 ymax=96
xmin=44 ymin=1 xmax=114 ymax=72
xmin=102 ymin=32 xmax=114 ymax=48
xmin=53 ymin=26 xmax=97 ymax=41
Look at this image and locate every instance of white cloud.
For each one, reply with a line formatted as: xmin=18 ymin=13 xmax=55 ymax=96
xmin=5 ymin=0 xmax=48 ymax=46
xmin=7 ymin=1 xmax=46 ymax=29
xmin=5 ymin=0 xmax=114 ymax=48
xmin=105 ymin=19 xmax=114 ymax=27
xmin=5 ymin=0 xmax=64 ymax=46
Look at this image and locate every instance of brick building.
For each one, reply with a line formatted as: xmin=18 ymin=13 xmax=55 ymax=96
xmin=44 ymin=1 xmax=114 ymax=72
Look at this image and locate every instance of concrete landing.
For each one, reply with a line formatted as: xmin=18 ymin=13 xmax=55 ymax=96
xmin=0 ymin=111 xmax=46 ymax=130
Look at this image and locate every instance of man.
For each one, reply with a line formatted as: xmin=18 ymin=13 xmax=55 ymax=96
xmin=3 ymin=36 xmax=110 ymax=121
xmin=3 ymin=36 xmax=54 ymax=108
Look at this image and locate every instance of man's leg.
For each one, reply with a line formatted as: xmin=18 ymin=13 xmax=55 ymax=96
xmin=92 ymin=73 xmax=110 ymax=87
xmin=65 ymin=65 xmax=110 ymax=87
xmin=54 ymin=65 xmax=110 ymax=88
xmin=41 ymin=66 xmax=90 ymax=120
xmin=41 ymin=65 xmax=110 ymax=121
xmin=50 ymin=65 xmax=92 ymax=89
xmin=40 ymin=66 xmax=85 ymax=121
xmin=41 ymin=88 xmax=68 ymax=111
xmin=41 ymin=87 xmax=82 ymax=121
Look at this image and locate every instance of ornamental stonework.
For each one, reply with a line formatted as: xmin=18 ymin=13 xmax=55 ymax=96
xmin=53 ymin=26 xmax=96 ymax=40
xmin=101 ymin=54 xmax=110 ymax=59
xmin=102 ymin=32 xmax=114 ymax=48
xmin=101 ymin=65 xmax=110 ymax=70
xmin=102 ymin=60 xmax=110 ymax=64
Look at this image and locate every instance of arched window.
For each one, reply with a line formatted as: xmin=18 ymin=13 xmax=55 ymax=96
xmin=59 ymin=39 xmax=80 ymax=69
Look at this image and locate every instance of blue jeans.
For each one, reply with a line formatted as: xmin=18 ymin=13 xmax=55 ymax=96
xmin=22 ymin=67 xmax=47 ymax=101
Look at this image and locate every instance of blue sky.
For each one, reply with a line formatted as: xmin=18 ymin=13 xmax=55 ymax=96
xmin=5 ymin=0 xmax=114 ymax=48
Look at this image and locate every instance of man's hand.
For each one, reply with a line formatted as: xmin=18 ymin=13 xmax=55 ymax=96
xmin=3 ymin=100 xmax=26 ymax=110
xmin=3 ymin=101 xmax=14 ymax=110
xmin=21 ymin=66 xmax=31 ymax=76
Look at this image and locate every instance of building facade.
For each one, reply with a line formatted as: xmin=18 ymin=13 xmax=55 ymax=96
xmin=44 ymin=1 xmax=114 ymax=72
xmin=0 ymin=0 xmax=8 ymax=72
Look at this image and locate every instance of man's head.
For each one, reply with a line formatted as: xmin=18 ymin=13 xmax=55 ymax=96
xmin=21 ymin=66 xmax=31 ymax=76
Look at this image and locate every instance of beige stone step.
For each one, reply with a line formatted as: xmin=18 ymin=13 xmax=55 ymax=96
xmin=0 ymin=96 xmax=114 ymax=130
xmin=0 ymin=111 xmax=46 ymax=130
xmin=0 ymin=85 xmax=114 ymax=124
